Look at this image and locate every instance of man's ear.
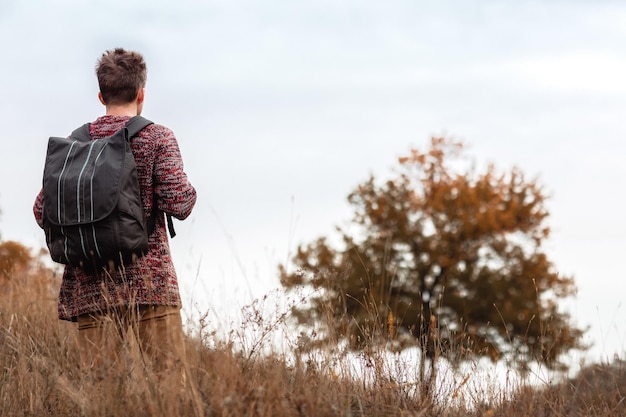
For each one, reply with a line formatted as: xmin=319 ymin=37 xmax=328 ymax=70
xmin=97 ymin=92 xmax=106 ymax=105
xmin=137 ymin=88 xmax=145 ymax=104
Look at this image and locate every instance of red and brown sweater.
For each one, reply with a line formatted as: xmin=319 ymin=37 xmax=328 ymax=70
xmin=33 ymin=115 xmax=197 ymax=321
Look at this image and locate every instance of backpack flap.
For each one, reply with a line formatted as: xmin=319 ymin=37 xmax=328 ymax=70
xmin=43 ymin=130 xmax=127 ymax=226
xmin=42 ymin=125 xmax=149 ymax=268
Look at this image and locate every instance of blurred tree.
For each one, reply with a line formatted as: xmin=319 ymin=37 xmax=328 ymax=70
xmin=280 ymin=137 xmax=585 ymax=394
xmin=0 ymin=240 xmax=34 ymax=281
xmin=0 ymin=240 xmax=58 ymax=322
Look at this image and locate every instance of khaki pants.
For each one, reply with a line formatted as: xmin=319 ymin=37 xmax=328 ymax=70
xmin=77 ymin=305 xmax=185 ymax=379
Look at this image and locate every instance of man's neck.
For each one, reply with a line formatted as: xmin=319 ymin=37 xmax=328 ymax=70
xmin=105 ymin=103 xmax=139 ymax=117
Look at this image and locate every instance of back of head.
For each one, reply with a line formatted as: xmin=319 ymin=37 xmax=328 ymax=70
xmin=96 ymin=48 xmax=147 ymax=105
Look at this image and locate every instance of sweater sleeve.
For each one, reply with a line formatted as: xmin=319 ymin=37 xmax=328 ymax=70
xmin=33 ymin=189 xmax=44 ymax=229
xmin=153 ymin=128 xmax=197 ymax=220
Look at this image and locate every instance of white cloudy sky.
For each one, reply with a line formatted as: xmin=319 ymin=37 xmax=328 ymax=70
xmin=1 ymin=0 xmax=625 ymax=365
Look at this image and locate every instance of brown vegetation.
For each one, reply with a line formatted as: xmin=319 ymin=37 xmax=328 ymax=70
xmin=280 ymin=138 xmax=585 ymax=399
xmin=0 ymin=240 xmax=624 ymax=416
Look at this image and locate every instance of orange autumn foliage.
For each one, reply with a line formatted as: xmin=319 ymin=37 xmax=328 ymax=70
xmin=280 ymin=137 xmax=585 ymax=374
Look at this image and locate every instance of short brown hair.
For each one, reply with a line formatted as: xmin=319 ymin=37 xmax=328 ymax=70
xmin=96 ymin=48 xmax=147 ymax=105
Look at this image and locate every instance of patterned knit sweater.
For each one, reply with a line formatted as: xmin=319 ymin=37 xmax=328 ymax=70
xmin=33 ymin=115 xmax=197 ymax=321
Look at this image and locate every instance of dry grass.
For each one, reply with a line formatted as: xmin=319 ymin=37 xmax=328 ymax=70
xmin=1 ymin=242 xmax=625 ymax=416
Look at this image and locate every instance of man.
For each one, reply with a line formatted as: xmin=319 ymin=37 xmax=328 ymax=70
xmin=33 ymin=48 xmax=197 ymax=377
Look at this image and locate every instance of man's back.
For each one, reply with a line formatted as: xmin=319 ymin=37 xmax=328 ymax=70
xmin=34 ymin=47 xmax=196 ymax=385
xmin=34 ymin=114 xmax=196 ymax=320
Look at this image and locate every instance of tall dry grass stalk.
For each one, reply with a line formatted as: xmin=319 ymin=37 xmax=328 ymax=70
xmin=1 ymin=242 xmax=625 ymax=416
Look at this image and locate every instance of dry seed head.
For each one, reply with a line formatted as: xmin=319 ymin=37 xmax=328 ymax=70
xmin=388 ymin=311 xmax=396 ymax=340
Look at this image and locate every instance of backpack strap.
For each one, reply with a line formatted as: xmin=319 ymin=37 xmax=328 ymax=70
xmin=147 ymin=201 xmax=177 ymax=239
xmin=125 ymin=116 xmax=177 ymax=239
xmin=69 ymin=116 xmax=152 ymax=142
xmin=124 ymin=115 xmax=154 ymax=138
xmin=166 ymin=215 xmax=176 ymax=238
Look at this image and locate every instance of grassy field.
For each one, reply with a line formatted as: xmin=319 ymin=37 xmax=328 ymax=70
xmin=1 ymin=242 xmax=625 ymax=417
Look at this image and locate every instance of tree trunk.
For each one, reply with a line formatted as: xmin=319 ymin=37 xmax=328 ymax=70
xmin=418 ymin=298 xmax=437 ymax=401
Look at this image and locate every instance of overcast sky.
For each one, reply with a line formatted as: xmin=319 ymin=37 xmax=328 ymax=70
xmin=1 ymin=0 xmax=625 ymax=365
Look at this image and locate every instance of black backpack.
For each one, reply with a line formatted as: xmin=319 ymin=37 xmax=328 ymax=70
xmin=42 ymin=116 xmax=155 ymax=270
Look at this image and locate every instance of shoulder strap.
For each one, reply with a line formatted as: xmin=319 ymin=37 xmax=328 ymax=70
xmin=125 ymin=115 xmax=177 ymax=238
xmin=125 ymin=115 xmax=177 ymax=239
xmin=124 ymin=115 xmax=154 ymax=138
xmin=147 ymin=205 xmax=177 ymax=239
xmin=167 ymin=215 xmax=177 ymax=238
xmin=69 ymin=116 xmax=153 ymax=142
